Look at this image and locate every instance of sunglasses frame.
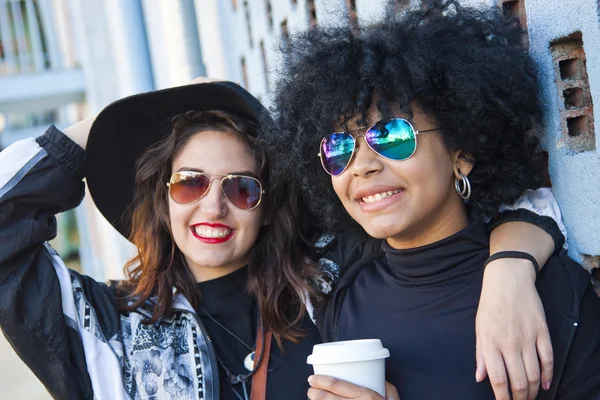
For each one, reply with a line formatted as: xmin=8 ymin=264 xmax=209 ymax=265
xmin=166 ymin=171 xmax=265 ymax=210
xmin=318 ymin=118 xmax=440 ymax=176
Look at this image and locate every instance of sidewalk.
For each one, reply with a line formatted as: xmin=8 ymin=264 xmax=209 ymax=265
xmin=0 ymin=330 xmax=51 ymax=400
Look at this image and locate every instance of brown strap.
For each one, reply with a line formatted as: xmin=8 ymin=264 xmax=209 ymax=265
xmin=250 ymin=328 xmax=272 ymax=400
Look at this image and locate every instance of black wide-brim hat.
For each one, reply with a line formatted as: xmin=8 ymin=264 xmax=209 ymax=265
xmin=85 ymin=79 xmax=270 ymax=240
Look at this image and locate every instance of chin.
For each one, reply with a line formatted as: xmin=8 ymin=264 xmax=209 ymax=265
xmin=192 ymin=257 xmax=230 ymax=269
xmin=364 ymin=227 xmax=397 ymax=240
xmin=361 ymin=220 xmax=408 ymax=240
xmin=183 ymin=251 xmax=227 ymax=268
xmin=363 ymin=229 xmax=389 ymax=239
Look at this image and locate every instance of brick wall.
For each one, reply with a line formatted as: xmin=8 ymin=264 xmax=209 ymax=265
xmin=550 ymin=32 xmax=596 ymax=153
xmin=525 ymin=0 xmax=600 ymax=269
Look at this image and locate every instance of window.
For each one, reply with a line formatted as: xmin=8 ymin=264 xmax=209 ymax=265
xmin=241 ymin=56 xmax=249 ymax=90
xmin=243 ymin=0 xmax=253 ymax=48
xmin=550 ymin=32 xmax=595 ymax=153
xmin=588 ymin=255 xmax=600 ymax=296
xmin=582 ymin=255 xmax=599 ymax=272
xmin=260 ymin=40 xmax=270 ymax=91
xmin=501 ymin=0 xmax=528 ymax=47
xmin=280 ymin=19 xmax=290 ymax=57
xmin=346 ymin=0 xmax=358 ymax=30
xmin=50 ymin=210 xmax=82 ymax=272
xmin=265 ymin=0 xmax=273 ymax=31
xmin=5 ymin=109 xmax=57 ymax=130
xmin=280 ymin=18 xmax=289 ymax=40
xmin=306 ymin=0 xmax=317 ymax=28
xmin=0 ymin=0 xmax=50 ymax=74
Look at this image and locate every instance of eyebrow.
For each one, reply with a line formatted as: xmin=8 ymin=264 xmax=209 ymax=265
xmin=176 ymin=167 xmax=260 ymax=179
xmin=337 ymin=117 xmax=411 ymax=133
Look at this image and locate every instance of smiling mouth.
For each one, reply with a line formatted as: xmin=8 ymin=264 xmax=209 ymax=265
xmin=361 ymin=189 xmax=403 ymax=204
xmin=192 ymin=226 xmax=233 ymax=239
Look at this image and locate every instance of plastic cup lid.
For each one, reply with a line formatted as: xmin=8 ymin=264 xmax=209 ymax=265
xmin=307 ymin=339 xmax=390 ymax=365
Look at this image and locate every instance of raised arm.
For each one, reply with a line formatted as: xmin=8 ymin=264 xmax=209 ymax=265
xmin=0 ymin=120 xmax=115 ymax=399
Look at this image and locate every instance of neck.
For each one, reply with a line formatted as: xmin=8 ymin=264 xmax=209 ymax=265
xmin=188 ymin=262 xmax=247 ymax=283
xmin=386 ymin=196 xmax=469 ymax=250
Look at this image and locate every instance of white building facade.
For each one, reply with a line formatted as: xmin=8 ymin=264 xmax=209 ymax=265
xmin=0 ymin=0 xmax=599 ymax=398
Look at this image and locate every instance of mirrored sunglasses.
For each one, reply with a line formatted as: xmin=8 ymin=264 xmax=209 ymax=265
xmin=167 ymin=171 xmax=265 ymax=210
xmin=318 ymin=118 xmax=439 ymax=176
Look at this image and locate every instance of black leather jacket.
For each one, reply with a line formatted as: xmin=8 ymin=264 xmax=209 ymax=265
xmin=0 ymin=127 xmax=220 ymax=400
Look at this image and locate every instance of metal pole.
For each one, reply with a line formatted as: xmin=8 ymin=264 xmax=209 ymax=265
xmin=0 ymin=2 xmax=16 ymax=73
xmin=9 ymin=0 xmax=31 ymax=71
xmin=25 ymin=0 xmax=44 ymax=71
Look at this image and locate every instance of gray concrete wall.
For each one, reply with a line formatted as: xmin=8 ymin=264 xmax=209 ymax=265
xmin=526 ymin=0 xmax=600 ymax=266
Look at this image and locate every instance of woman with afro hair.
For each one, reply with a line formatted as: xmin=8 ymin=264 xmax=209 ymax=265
xmin=265 ymin=1 xmax=600 ymax=399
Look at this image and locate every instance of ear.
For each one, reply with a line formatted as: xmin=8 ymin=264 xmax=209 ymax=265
xmin=262 ymin=216 xmax=272 ymax=227
xmin=452 ymin=150 xmax=475 ymax=179
xmin=261 ymin=207 xmax=274 ymax=227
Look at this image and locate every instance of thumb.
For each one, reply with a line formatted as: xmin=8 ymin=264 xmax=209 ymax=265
xmin=385 ymin=381 xmax=400 ymax=400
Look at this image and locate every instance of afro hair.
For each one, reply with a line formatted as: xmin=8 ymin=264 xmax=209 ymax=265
xmin=262 ymin=0 xmax=545 ymax=233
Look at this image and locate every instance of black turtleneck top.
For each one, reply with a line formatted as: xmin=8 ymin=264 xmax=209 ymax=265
xmin=335 ymin=216 xmax=496 ymax=399
xmin=196 ymin=266 xmax=320 ymax=400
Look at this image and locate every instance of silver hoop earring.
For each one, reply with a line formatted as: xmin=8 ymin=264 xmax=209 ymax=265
xmin=454 ymin=173 xmax=471 ymax=201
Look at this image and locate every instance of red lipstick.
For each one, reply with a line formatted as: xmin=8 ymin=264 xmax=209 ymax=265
xmin=191 ymin=223 xmax=234 ymax=244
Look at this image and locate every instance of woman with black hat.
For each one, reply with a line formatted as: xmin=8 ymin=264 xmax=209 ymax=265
xmin=0 ymin=74 xmax=565 ymax=400
xmin=267 ymin=2 xmax=600 ymax=399
xmin=0 ymin=79 xmax=327 ymax=400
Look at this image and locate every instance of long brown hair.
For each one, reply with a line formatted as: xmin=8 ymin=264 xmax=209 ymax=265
xmin=117 ymin=110 xmax=320 ymax=344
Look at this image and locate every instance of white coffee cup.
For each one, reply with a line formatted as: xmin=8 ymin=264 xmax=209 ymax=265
xmin=307 ymin=339 xmax=390 ymax=397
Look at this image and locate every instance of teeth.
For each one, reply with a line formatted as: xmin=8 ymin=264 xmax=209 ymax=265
xmin=362 ymin=189 xmax=401 ymax=203
xmin=193 ymin=226 xmax=232 ymax=238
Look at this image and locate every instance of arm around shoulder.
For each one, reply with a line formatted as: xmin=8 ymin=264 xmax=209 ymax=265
xmin=476 ymin=188 xmax=567 ymax=398
xmin=489 ymin=187 xmax=567 ymax=256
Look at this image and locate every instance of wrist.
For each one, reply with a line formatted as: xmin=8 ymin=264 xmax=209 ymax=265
xmin=64 ymin=124 xmax=88 ymax=150
xmin=64 ymin=115 xmax=97 ymax=151
xmin=483 ymin=258 xmax=537 ymax=283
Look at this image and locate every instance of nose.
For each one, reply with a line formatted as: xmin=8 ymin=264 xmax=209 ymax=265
xmin=349 ymin=136 xmax=383 ymax=178
xmin=199 ymin=178 xmax=228 ymax=219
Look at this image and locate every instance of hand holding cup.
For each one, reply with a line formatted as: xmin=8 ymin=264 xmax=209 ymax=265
xmin=307 ymin=339 xmax=390 ymax=396
xmin=307 ymin=375 xmax=400 ymax=400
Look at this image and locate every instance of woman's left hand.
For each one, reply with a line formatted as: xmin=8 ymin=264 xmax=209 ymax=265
xmin=307 ymin=375 xmax=400 ymax=400
xmin=476 ymin=258 xmax=553 ymax=400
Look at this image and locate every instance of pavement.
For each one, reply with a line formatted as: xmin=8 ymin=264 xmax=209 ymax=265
xmin=0 ymin=330 xmax=51 ymax=400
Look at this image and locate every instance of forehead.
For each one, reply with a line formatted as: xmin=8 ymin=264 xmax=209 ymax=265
xmin=334 ymin=102 xmax=434 ymax=132
xmin=171 ymin=130 xmax=259 ymax=174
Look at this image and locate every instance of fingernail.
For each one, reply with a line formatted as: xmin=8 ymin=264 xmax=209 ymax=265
xmin=543 ymin=381 xmax=551 ymax=390
xmin=308 ymin=375 xmax=313 ymax=384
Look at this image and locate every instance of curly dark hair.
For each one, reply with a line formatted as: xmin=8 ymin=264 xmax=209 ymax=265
xmin=264 ymin=0 xmax=545 ymax=232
